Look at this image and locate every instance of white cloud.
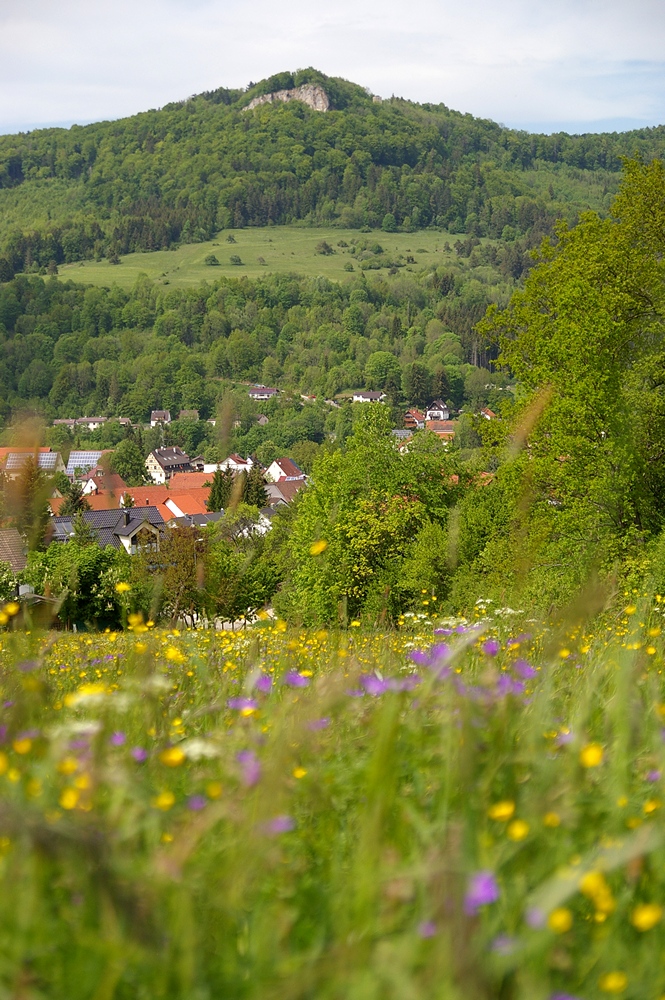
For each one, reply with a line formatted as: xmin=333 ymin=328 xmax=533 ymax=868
xmin=0 ymin=0 xmax=663 ymax=133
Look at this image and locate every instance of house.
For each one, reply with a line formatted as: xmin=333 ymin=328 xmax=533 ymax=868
xmin=392 ymin=429 xmax=412 ymax=442
xmin=76 ymin=416 xmax=107 ymax=431
xmin=265 ymin=457 xmax=306 ymax=483
xmin=3 ymin=450 xmax=66 ymax=479
xmin=218 ymin=454 xmax=253 ymax=474
xmin=265 ymin=480 xmax=307 ymax=506
xmin=257 ymin=414 xmax=269 ymax=426
xmin=178 ymin=409 xmax=199 ymax=421
xmin=66 ymin=450 xmax=105 ymax=479
xmin=116 ymin=417 xmax=133 ymax=428
xmin=0 ymin=528 xmax=27 ymax=573
xmin=404 ymin=408 xmax=425 ymax=430
xmin=170 ymin=512 xmax=225 ymax=529
xmin=480 ymin=407 xmax=497 ymax=420
xmin=51 ymin=507 xmax=165 ymax=554
xmin=425 ymin=400 xmax=450 ymax=421
xmin=248 ymin=386 xmax=278 ymax=401
xmin=189 ymin=455 xmax=206 ymax=472
xmin=53 ymin=419 xmax=77 ymax=430
xmin=145 ymin=447 xmax=191 ymax=484
xmin=352 ymin=391 xmax=386 ymax=403
xmin=425 ymin=419 xmax=457 ymax=441
xmin=81 ymin=468 xmax=128 ymax=496
xmin=150 ymin=410 xmax=171 ymax=427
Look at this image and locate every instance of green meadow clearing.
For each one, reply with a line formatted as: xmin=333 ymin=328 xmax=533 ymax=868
xmin=58 ymin=226 xmax=466 ymax=288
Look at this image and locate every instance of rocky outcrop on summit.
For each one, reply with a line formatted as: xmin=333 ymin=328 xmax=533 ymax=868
xmin=244 ymin=84 xmax=330 ymax=113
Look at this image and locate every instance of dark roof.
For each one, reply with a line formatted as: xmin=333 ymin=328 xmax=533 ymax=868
xmin=150 ymin=447 xmax=190 ymax=470
xmin=171 ymin=512 xmax=225 ymax=527
xmin=0 ymin=529 xmax=27 ymax=572
xmin=52 ymin=507 xmax=165 ymax=549
xmin=354 ymin=390 xmax=384 ymax=400
xmin=6 ymin=451 xmax=60 ymax=471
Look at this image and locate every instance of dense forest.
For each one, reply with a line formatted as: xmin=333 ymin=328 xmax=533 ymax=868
xmin=2 ymin=67 xmax=665 ymax=280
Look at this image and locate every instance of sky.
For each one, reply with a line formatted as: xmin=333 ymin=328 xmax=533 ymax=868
xmin=1 ymin=0 xmax=664 ymax=136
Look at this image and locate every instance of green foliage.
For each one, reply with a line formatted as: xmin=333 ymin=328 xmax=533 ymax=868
xmin=110 ymin=439 xmax=146 ymax=486
xmin=59 ymin=481 xmax=91 ymax=517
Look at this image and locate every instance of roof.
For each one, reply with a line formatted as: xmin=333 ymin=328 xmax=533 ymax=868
xmin=168 ymin=472 xmax=213 ymax=490
xmin=149 ymin=447 xmax=190 ymax=470
xmin=171 ymin=512 xmax=225 ymax=527
xmin=0 ymin=447 xmax=51 ymax=462
xmin=52 ymin=507 xmax=165 ymax=549
xmin=428 ymin=400 xmax=447 ymax=409
xmin=0 ymin=528 xmax=27 ymax=572
xmin=270 ymin=457 xmax=305 ymax=480
xmin=84 ymin=471 xmax=128 ymax=493
xmin=353 ymin=391 xmax=384 ymax=400
xmin=76 ymin=416 xmax=106 ymax=424
xmin=425 ymin=420 xmax=457 ymax=436
xmin=5 ymin=451 xmax=60 ymax=471
xmin=248 ymin=386 xmax=278 ymax=395
xmin=151 ymin=410 xmax=171 ymax=419
xmin=265 ymin=480 xmax=306 ymax=505
xmin=66 ymin=450 xmax=104 ymax=476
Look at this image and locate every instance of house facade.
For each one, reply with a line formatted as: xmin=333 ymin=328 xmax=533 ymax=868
xmin=352 ymin=391 xmax=386 ymax=403
xmin=425 ymin=400 xmax=450 ymax=421
xmin=265 ymin=457 xmax=306 ymax=483
xmin=145 ymin=447 xmax=192 ymax=484
xmin=248 ymin=387 xmax=278 ymax=401
xmin=150 ymin=410 xmax=172 ymax=427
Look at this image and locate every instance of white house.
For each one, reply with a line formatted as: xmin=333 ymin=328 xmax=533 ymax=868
xmin=425 ymin=400 xmax=450 ymax=421
xmin=352 ymin=391 xmax=386 ymax=403
xmin=219 ymin=453 xmax=254 ymax=474
xmin=76 ymin=416 xmax=107 ymax=432
xmin=265 ymin=457 xmax=306 ymax=483
xmin=248 ymin=386 xmax=278 ymax=401
xmin=150 ymin=410 xmax=172 ymax=427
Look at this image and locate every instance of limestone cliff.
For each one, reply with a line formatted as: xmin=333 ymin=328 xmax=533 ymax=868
xmin=243 ymin=84 xmax=330 ymax=113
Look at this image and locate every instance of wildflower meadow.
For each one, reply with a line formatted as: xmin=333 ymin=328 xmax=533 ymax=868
xmin=1 ymin=591 xmax=665 ymax=1000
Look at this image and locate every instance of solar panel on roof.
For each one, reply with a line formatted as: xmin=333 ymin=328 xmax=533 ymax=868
xmin=66 ymin=451 xmax=103 ymax=475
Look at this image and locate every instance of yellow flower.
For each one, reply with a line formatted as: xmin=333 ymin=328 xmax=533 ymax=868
xmin=350 ymin=620 xmax=361 ymax=627
xmin=115 ymin=582 xmax=131 ymax=594
xmin=579 ymin=871 xmax=615 ymax=914
xmin=543 ymin=811 xmax=561 ymax=827
xmin=488 ymin=800 xmax=515 ymax=821
xmin=59 ymin=788 xmax=79 ymax=810
xmin=644 ymin=799 xmax=661 ymax=815
xmin=599 ymin=971 xmax=627 ymax=993
xmin=0 ymin=752 xmax=7 ymax=775
xmin=159 ymin=747 xmax=186 ymax=767
xmin=293 ymin=767 xmax=307 ymax=779
xmin=206 ymin=781 xmax=222 ymax=799
xmin=507 ymin=819 xmax=529 ymax=841
xmin=580 ymin=743 xmax=603 ymax=768
xmin=0 ymin=613 xmax=8 ymax=626
xmin=547 ymin=907 xmax=573 ymax=933
xmin=309 ymin=539 xmax=328 ymax=556
xmin=624 ymin=605 xmax=637 ymax=615
xmin=152 ymin=791 xmax=175 ymax=811
xmin=12 ymin=738 xmax=32 ymax=755
xmin=647 ymin=646 xmax=657 ymax=655
xmin=631 ymin=903 xmax=663 ymax=931
xmin=649 ymin=626 xmax=661 ymax=637
xmin=4 ymin=602 xmax=19 ymax=616
xmin=559 ymin=648 xmax=570 ymax=658
xmin=165 ymin=645 xmax=186 ymax=663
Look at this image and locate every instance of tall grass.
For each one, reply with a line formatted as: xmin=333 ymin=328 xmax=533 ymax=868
xmin=0 ymin=600 xmax=663 ymax=999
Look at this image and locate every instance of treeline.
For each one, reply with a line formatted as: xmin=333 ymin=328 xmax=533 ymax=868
xmin=2 ymin=68 xmax=663 ymax=277
xmin=0 ymin=261 xmax=513 ymax=441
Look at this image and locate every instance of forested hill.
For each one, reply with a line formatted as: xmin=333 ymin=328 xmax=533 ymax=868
xmin=2 ymin=67 xmax=665 ymax=280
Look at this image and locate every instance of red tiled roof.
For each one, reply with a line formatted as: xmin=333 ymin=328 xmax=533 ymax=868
xmin=169 ymin=472 xmax=213 ymax=490
xmin=271 ymin=457 xmax=305 ymax=479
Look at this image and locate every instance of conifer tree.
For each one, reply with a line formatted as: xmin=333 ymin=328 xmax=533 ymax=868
xmin=244 ymin=464 xmax=269 ymax=509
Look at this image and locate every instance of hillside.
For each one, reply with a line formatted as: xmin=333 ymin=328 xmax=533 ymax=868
xmin=2 ymin=67 xmax=665 ymax=281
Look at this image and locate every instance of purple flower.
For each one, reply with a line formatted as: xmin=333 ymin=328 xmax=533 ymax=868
xmin=187 ymin=795 xmax=207 ymax=811
xmin=549 ymin=994 xmax=583 ymax=1000
xmin=497 ymin=675 xmax=525 ymax=696
xmin=227 ymin=697 xmax=258 ymax=711
xmin=69 ymin=738 xmax=89 ymax=751
xmin=3 ymin=701 xmax=14 ymax=709
xmin=434 ymin=628 xmax=453 ymax=636
xmin=491 ymin=934 xmax=517 ymax=955
xmin=18 ymin=660 xmax=38 ymax=673
xmin=109 ymin=731 xmax=126 ymax=746
xmin=131 ymin=747 xmax=148 ymax=762
xmin=525 ymin=906 xmax=546 ymax=928
xmin=361 ymin=674 xmax=389 ymax=696
xmin=263 ymin=814 xmax=295 ymax=835
xmin=647 ymin=769 xmax=661 ymax=782
xmin=417 ymin=920 xmax=437 ymax=938
xmin=283 ymin=671 xmax=309 ymax=688
xmin=387 ymin=674 xmax=421 ymax=691
xmin=346 ymin=688 xmax=365 ymax=698
xmin=410 ymin=643 xmax=450 ymax=673
xmin=482 ymin=639 xmax=501 ymax=657
xmin=464 ymin=871 xmax=499 ymax=915
xmin=237 ymin=749 xmax=261 ymax=787
xmin=308 ymin=717 xmax=330 ymax=731
xmin=253 ymin=674 xmax=273 ymax=693
xmin=0 ymin=726 xmax=6 ymax=743
xmin=410 ymin=649 xmax=432 ymax=667
xmin=513 ymin=659 xmax=537 ymax=679
xmin=555 ymin=730 xmax=574 ymax=746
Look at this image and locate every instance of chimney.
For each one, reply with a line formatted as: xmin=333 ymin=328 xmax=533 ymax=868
xmin=123 ymin=510 xmax=130 ymax=526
